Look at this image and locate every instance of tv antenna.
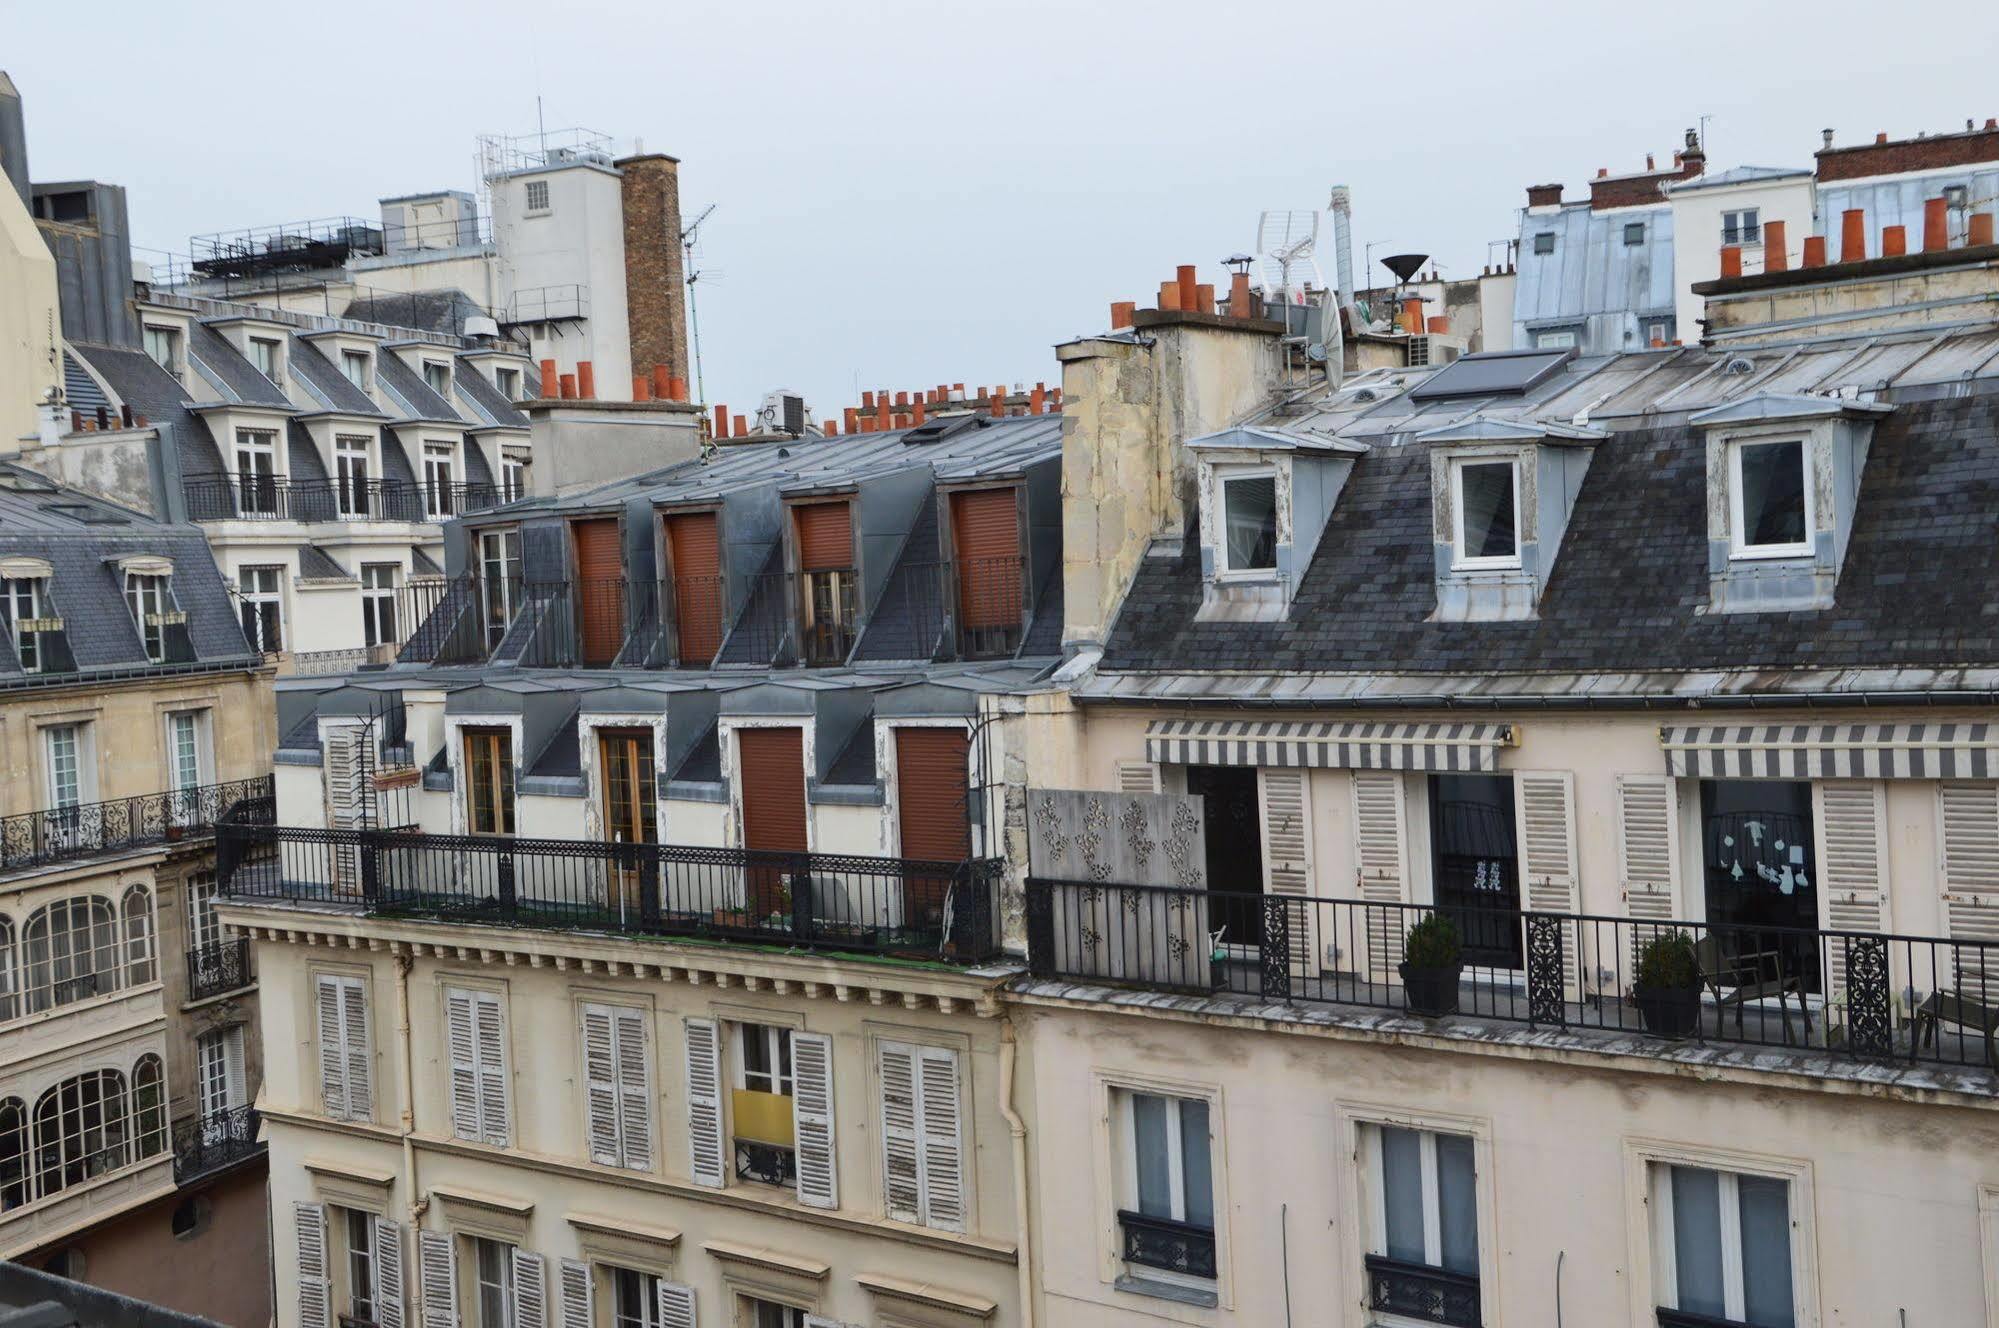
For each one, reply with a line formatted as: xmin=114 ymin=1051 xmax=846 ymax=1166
xmin=682 ymin=203 xmax=716 ymax=403
xmin=1255 ymin=210 xmax=1323 ymax=307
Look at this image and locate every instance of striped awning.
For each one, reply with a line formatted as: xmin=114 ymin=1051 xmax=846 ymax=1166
xmin=1660 ymin=723 xmax=1999 ymax=780
xmin=1145 ymin=720 xmax=1515 ymax=772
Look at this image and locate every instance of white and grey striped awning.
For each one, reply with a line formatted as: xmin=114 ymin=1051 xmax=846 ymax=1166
xmin=1660 ymin=723 xmax=1999 ymax=780
xmin=1145 ymin=720 xmax=1516 ymax=772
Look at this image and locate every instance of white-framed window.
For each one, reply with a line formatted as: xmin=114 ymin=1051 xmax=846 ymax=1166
xmin=23 ymin=896 xmax=119 ymax=1012
xmin=342 ymin=1207 xmax=377 ymax=1326
xmin=479 ymin=529 xmax=522 ymax=648
xmin=611 ymin=1267 xmax=661 ymax=1328
xmin=30 ymin=1069 xmax=132 ymax=1194
xmin=143 ymin=325 xmax=182 ymax=377
xmin=167 ymin=710 xmax=203 ymax=793
xmin=336 ymin=435 xmax=372 ymax=517
xmin=1533 ymin=328 xmax=1577 ymax=349
xmin=234 ymin=428 xmax=279 ymax=515
xmin=1722 ymin=208 xmax=1762 ymax=246
xmin=125 ymin=571 xmax=172 ymax=663
xmin=361 ymin=564 xmax=399 ymax=648
xmin=186 ymin=873 xmax=221 ymax=954
xmin=746 ymin=1301 xmax=806 ymax=1328
xmin=523 ymin=180 xmax=550 ymax=214
xmin=445 ymin=985 xmax=510 ymax=1146
xmin=1449 ymin=456 xmax=1522 ymax=569
xmin=879 ymin=1041 xmax=965 ymax=1231
xmin=238 ymin=565 xmax=285 ymax=653
xmin=340 ymin=349 xmax=371 ymax=389
xmin=249 ymin=336 xmax=282 ymax=383
xmin=732 ymin=1022 xmax=796 ymax=1188
xmin=44 ymin=723 xmax=82 ymax=809
xmin=196 ymin=1025 xmax=247 ymax=1117
xmin=316 ymin=973 xmax=373 ymax=1122
xmin=1114 ymin=1087 xmax=1216 ymax=1288
xmin=500 ymin=449 xmax=529 ymax=503
xmin=1728 ymin=436 xmax=1813 ymax=558
xmin=1217 ymin=470 xmax=1278 ymax=575
xmin=471 ymin=1235 xmax=517 ymax=1328
xmin=1644 ymin=318 xmax=1675 ymax=346
xmin=580 ymin=1002 xmax=653 ymax=1171
xmin=1649 ymin=1162 xmax=1796 ymax=1328
xmin=2 ymin=576 xmax=52 ymax=673
xmin=120 ymin=884 xmax=153 ymax=986
xmin=425 ymin=442 xmax=457 ymax=518
xmin=495 ymin=367 xmax=521 ymax=402
xmin=423 ymin=361 xmax=452 ymax=399
xmin=1359 ymin=1123 xmax=1482 ymax=1319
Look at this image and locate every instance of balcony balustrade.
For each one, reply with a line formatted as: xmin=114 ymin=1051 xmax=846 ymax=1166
xmin=0 ymin=776 xmax=275 ymax=875
xmin=171 ymin=1105 xmax=263 ymax=1184
xmin=187 ymin=938 xmax=254 ymax=1001
xmin=183 ymin=477 xmax=504 ymax=524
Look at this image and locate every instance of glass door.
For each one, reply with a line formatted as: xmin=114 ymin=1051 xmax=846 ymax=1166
xmin=1699 ymin=780 xmax=1820 ymax=995
xmin=1185 ymin=766 xmax=1264 ymax=951
xmin=1428 ymin=774 xmax=1522 ymax=969
xmin=599 ymin=729 xmax=658 ymax=919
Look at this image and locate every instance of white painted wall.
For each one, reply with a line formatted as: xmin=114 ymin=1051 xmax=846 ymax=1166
xmin=1669 ymin=175 xmax=1815 ymax=339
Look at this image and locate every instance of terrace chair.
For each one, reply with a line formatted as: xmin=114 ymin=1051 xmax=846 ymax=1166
xmin=1913 ymin=987 xmax=1999 ymax=1070
xmin=1694 ymin=933 xmax=1812 ymax=1043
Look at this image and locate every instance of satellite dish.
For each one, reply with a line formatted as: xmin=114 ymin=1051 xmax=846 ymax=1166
xmin=1381 ymin=253 xmax=1429 ymax=285
xmin=1255 ymin=211 xmax=1324 ymax=304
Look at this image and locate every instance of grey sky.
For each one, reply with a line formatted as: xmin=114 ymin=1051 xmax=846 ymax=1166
xmin=10 ymin=0 xmax=1999 ymax=419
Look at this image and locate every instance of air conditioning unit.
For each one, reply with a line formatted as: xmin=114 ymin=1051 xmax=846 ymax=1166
xmin=757 ymin=389 xmax=807 ymax=437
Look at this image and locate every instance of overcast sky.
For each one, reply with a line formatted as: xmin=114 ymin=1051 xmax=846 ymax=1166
xmin=10 ymin=0 xmax=1999 ymax=418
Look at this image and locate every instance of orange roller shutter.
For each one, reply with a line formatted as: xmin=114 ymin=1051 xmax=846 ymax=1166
xmin=951 ymin=488 xmax=1021 ymax=628
xmin=572 ymin=518 xmax=624 ymax=665
xmin=665 ymin=511 xmax=721 ymax=665
xmin=794 ymin=501 xmax=854 ymax=572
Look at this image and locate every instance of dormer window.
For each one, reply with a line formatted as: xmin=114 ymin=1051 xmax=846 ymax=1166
xmin=1729 ymin=437 xmax=1812 ymax=557
xmin=1 ymin=574 xmax=55 ymax=673
xmin=143 ymin=325 xmax=182 ymax=381
xmin=423 ymin=361 xmax=452 ymax=399
xmin=1450 ymin=458 xmax=1521 ymax=570
xmin=495 ymin=366 xmax=522 ymax=401
xmin=123 ymin=570 xmax=175 ymax=664
xmin=1219 ymin=472 xmax=1278 ymax=574
xmin=340 ymin=349 xmax=371 ymax=390
xmin=249 ymin=336 xmax=283 ymax=385
xmin=234 ymin=429 xmax=279 ymax=516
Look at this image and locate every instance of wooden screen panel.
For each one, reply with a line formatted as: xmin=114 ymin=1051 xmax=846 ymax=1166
xmin=664 ymin=511 xmax=721 ymax=665
xmin=951 ymin=488 xmax=1022 ymax=629
xmin=572 ymin=518 xmax=624 ymax=665
xmin=794 ymin=501 xmax=854 ymax=572
xmin=737 ymin=726 xmax=808 ymax=918
xmin=896 ymin=726 xmax=972 ymax=929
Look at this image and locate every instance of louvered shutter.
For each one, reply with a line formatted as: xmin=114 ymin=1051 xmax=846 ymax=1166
xmin=1941 ymin=782 xmax=1999 ymax=967
xmin=317 ymin=975 xmax=349 ymax=1120
xmin=614 ymin=1007 xmax=652 ymax=1170
xmin=878 ymin=1042 xmax=922 ymax=1224
xmin=792 ymin=1031 xmax=837 ymax=1209
xmin=474 ymin=992 xmax=510 ymax=1146
xmin=916 ymin=1046 xmax=965 ymax=1232
xmin=665 ymin=512 xmax=722 ymax=665
xmin=1815 ymin=781 xmax=1891 ymax=1002
xmin=794 ymin=501 xmax=854 ymax=571
xmin=655 ymin=1280 xmax=697 ymax=1328
xmin=1513 ymin=771 xmax=1579 ymax=914
xmin=418 ymin=1230 xmax=456 ymax=1328
xmin=683 ymin=1017 xmax=724 ymax=1187
xmin=581 ymin=1005 xmax=620 ymax=1166
xmin=1616 ymin=775 xmax=1680 ymax=924
xmin=343 ymin=977 xmax=373 ymax=1122
xmin=1260 ymin=768 xmax=1318 ymax=978
xmin=325 ymin=724 xmax=364 ymax=891
xmin=1115 ymin=761 xmax=1161 ymax=794
xmin=372 ymin=1217 xmax=407 ymax=1328
xmin=557 ymin=1259 xmax=592 ymax=1328
xmin=295 ymin=1202 xmax=331 ymax=1328
xmin=223 ymin=1027 xmax=248 ymax=1109
xmin=446 ymin=988 xmax=480 ymax=1141
xmin=1351 ymin=771 xmax=1409 ymax=972
xmin=511 ymin=1250 xmax=546 ymax=1328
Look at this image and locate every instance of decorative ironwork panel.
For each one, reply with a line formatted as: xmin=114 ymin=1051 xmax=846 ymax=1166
xmin=172 ymin=1105 xmax=264 ymax=1184
xmin=1365 ymin=1255 xmax=1481 ymax=1328
xmin=1118 ymin=1210 xmax=1218 ymax=1281
xmin=1524 ymin=914 xmax=1567 ymax=1027
xmin=733 ymin=1139 xmax=797 ymax=1187
xmin=1841 ymin=934 xmax=1894 ymax=1058
xmin=187 ymin=939 xmax=253 ymax=1001
xmin=1261 ymin=895 xmax=1293 ymax=1001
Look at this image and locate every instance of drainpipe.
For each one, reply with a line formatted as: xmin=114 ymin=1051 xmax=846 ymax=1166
xmin=999 ymin=1017 xmax=1035 ymax=1328
xmin=395 ymin=952 xmax=427 ymax=1223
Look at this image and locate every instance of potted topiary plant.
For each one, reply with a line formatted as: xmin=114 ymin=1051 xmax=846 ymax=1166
xmin=1399 ymin=914 xmax=1464 ymax=1017
xmin=1632 ymin=929 xmax=1703 ymax=1038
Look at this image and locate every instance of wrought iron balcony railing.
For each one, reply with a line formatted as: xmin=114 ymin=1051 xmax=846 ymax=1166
xmin=172 ymin=1105 xmax=263 ymax=1184
xmin=1656 ymin=1308 xmax=1761 ymax=1328
xmin=187 ymin=938 xmax=254 ymax=1001
xmin=1117 ymin=1209 xmax=1218 ymax=1281
xmin=1025 ymin=877 xmax=1999 ymax=1074
xmin=183 ymin=477 xmax=504 ymax=524
xmin=217 ymin=819 xmax=1005 ymax=963
xmin=0 ymin=775 xmax=275 ymax=875
xmin=734 ymin=1139 xmax=797 ymax=1187
xmin=1365 ymin=1254 xmax=1482 ymax=1328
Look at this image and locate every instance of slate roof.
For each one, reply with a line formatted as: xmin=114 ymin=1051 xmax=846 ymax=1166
xmin=186 ymin=322 xmax=291 ymax=407
xmin=1099 ymin=392 xmax=1999 ymax=681
xmin=343 ymin=289 xmax=488 ymax=337
xmin=296 ymin=545 xmax=353 ymax=581
xmin=453 ymin=359 xmax=530 ymax=429
xmin=287 ymin=335 xmax=384 ymax=417
xmin=70 ymin=342 xmax=228 ymax=480
xmin=373 ymin=352 xmax=464 ymax=423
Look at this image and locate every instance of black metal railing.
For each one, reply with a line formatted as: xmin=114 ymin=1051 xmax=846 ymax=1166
xmin=1365 ymin=1254 xmax=1481 ymax=1328
xmin=1656 ymin=1309 xmax=1761 ymax=1328
xmin=0 ymin=775 xmax=275 ymax=875
xmin=734 ymin=1139 xmax=797 ymax=1187
xmin=183 ymin=477 xmax=503 ymax=524
xmin=1024 ymin=878 xmax=1999 ymax=1072
xmin=171 ymin=1105 xmax=263 ymax=1183
xmin=218 ymin=821 xmax=1005 ymax=962
xmin=187 ymin=938 xmax=253 ymax=1000
xmin=953 ymin=556 xmax=1026 ymax=659
xmin=1117 ymin=1210 xmax=1217 ymax=1281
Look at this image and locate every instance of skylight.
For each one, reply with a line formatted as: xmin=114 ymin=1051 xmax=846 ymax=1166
xmin=1408 ymin=348 xmax=1577 ymax=402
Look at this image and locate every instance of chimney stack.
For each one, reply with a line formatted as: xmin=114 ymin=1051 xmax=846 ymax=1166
xmin=713 ymin=405 xmax=729 ymax=439
xmin=1525 ymin=183 xmax=1563 ymax=208
xmin=616 ymin=152 xmax=690 ymax=399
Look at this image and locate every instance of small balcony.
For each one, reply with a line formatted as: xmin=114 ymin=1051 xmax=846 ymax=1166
xmin=0 ymin=776 xmax=275 ymax=876
xmin=171 ymin=1105 xmax=263 ymax=1184
xmin=1117 ymin=1209 xmax=1217 ymax=1281
xmin=183 ymin=477 xmax=504 ymax=524
xmin=733 ymin=1138 xmax=797 ymax=1188
xmin=1365 ymin=1254 xmax=1481 ymax=1328
xmin=187 ymin=938 xmax=254 ymax=1001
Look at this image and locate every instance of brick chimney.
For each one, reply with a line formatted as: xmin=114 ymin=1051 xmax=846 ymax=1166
xmin=615 ymin=153 xmax=690 ymax=391
xmin=1526 ymin=183 xmax=1563 ymax=209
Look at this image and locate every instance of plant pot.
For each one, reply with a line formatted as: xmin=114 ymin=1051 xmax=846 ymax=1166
xmin=1399 ymin=962 xmax=1463 ymax=1017
xmin=1633 ymin=984 xmax=1703 ymax=1039
xmin=712 ymin=908 xmax=749 ymax=927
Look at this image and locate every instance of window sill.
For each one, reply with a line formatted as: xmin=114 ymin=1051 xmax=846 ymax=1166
xmin=1114 ymin=1273 xmax=1218 ymax=1309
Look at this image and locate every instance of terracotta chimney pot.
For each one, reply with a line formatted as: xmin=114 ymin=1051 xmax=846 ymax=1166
xmin=1763 ymin=220 xmax=1789 ymax=271
xmin=1881 ymin=224 xmax=1907 ymax=257
xmin=1719 ymin=245 xmax=1743 ymax=278
xmin=1971 ymin=213 xmax=1996 ymax=248
xmin=1923 ymin=197 xmax=1949 ymax=252
xmin=1840 ymin=209 xmax=1867 ymax=264
xmin=1801 ymin=235 xmax=1828 ymax=268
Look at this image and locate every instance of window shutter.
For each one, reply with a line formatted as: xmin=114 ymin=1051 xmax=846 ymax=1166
xmin=1351 ymin=771 xmax=1409 ymax=969
xmin=1816 ymin=780 xmax=1891 ymax=1002
xmin=655 ymin=1280 xmax=697 ymax=1328
xmin=447 ymin=988 xmax=480 ymax=1141
xmin=557 ymin=1259 xmax=592 ymax=1328
xmin=878 ymin=1041 xmax=922 ymax=1223
xmin=325 ymin=724 xmax=366 ymax=892
xmin=372 ymin=1217 xmax=406 ymax=1328
xmin=1114 ymin=760 xmax=1161 ymax=794
xmin=791 ymin=1031 xmax=837 ymax=1209
xmin=916 ymin=1046 xmax=965 ymax=1232
xmin=223 ymin=1026 xmax=248 ymax=1109
xmin=343 ymin=977 xmax=373 ymax=1122
xmin=294 ymin=1202 xmax=331 ymax=1328
xmin=1260 ymin=768 xmax=1318 ymax=977
xmin=474 ymin=991 xmax=510 ymax=1146
xmin=418 ymin=1230 xmax=456 ymax=1328
xmin=1616 ymin=775 xmax=1680 ymax=924
xmin=511 ymin=1250 xmax=546 ymax=1328
xmin=316 ymin=975 xmax=349 ymax=1120
xmin=1940 ymin=781 xmax=1999 ymax=950
xmin=614 ymin=1007 xmax=652 ymax=1171
xmin=683 ymin=1017 xmax=724 ymax=1187
xmin=794 ymin=501 xmax=854 ymax=572
xmin=1514 ymin=771 xmax=1579 ymax=914
xmin=581 ymin=1005 xmax=620 ymax=1166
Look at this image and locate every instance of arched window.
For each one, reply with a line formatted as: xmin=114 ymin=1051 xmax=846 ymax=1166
xmin=0 ymin=916 xmax=17 ymax=1023
xmin=22 ymin=897 xmax=119 ymax=1013
xmin=32 ymin=1070 xmax=128 ymax=1198
xmin=0 ymin=1097 xmax=26 ymax=1210
xmin=120 ymin=885 xmax=154 ymax=987
xmin=130 ymin=1055 xmax=165 ymax=1160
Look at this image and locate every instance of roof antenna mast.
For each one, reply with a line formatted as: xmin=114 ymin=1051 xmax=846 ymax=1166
xmin=682 ymin=203 xmax=717 ymax=404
